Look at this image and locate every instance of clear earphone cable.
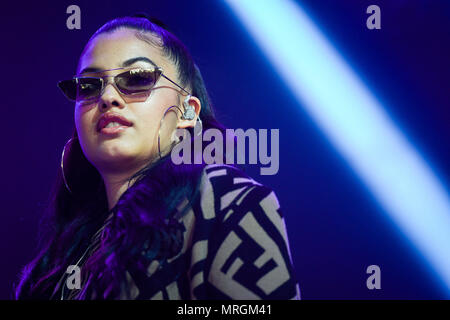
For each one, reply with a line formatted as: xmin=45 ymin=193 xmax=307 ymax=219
xmin=158 ymin=105 xmax=184 ymax=159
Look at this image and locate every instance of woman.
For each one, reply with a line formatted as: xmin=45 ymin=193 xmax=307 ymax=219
xmin=15 ymin=14 xmax=300 ymax=300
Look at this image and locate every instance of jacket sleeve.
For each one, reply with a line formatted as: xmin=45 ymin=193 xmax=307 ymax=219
xmin=202 ymin=181 xmax=300 ymax=300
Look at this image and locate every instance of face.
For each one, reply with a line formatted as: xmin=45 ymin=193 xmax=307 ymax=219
xmin=75 ymin=29 xmax=191 ymax=176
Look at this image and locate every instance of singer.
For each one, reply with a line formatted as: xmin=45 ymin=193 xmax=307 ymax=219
xmin=15 ymin=14 xmax=300 ymax=300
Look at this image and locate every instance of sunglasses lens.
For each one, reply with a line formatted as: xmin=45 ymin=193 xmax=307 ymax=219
xmin=76 ymin=78 xmax=102 ymax=101
xmin=57 ymin=79 xmax=77 ymax=101
xmin=58 ymin=69 xmax=162 ymax=102
xmin=115 ymin=69 xmax=158 ymax=94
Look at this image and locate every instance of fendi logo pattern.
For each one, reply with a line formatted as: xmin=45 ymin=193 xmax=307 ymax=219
xmin=125 ymin=164 xmax=300 ymax=300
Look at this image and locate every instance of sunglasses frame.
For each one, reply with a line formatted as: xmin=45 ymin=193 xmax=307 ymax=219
xmin=57 ymin=66 xmax=191 ymax=102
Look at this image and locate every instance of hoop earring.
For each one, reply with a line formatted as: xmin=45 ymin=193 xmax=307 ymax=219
xmin=158 ymin=105 xmax=184 ymax=159
xmin=61 ymin=137 xmax=76 ymax=194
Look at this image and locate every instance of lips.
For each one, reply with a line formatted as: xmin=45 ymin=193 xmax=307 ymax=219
xmin=97 ymin=112 xmax=133 ymax=132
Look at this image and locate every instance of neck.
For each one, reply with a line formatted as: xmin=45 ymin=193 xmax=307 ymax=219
xmin=101 ymin=171 xmax=138 ymax=211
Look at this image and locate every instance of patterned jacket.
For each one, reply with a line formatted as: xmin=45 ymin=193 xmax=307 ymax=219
xmin=119 ymin=164 xmax=301 ymax=300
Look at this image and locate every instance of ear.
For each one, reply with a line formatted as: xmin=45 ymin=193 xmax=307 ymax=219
xmin=177 ymin=95 xmax=202 ymax=129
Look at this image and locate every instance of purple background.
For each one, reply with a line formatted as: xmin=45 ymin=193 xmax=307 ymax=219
xmin=0 ymin=0 xmax=449 ymax=299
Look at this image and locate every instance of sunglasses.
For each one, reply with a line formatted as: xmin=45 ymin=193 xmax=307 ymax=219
xmin=57 ymin=66 xmax=190 ymax=102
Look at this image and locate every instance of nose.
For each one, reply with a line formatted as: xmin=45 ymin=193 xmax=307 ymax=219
xmin=98 ymin=78 xmax=125 ymax=111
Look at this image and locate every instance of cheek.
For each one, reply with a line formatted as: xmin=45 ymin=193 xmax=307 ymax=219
xmin=74 ymin=106 xmax=96 ymax=150
xmin=136 ymin=106 xmax=164 ymax=144
xmin=133 ymin=101 xmax=179 ymax=154
xmin=74 ymin=109 xmax=82 ymax=134
xmin=158 ymin=112 xmax=178 ymax=140
xmin=75 ymin=109 xmax=89 ymax=135
xmin=136 ymin=95 xmax=176 ymax=137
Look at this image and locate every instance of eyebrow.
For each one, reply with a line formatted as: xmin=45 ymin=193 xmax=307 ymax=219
xmin=79 ymin=57 xmax=158 ymax=75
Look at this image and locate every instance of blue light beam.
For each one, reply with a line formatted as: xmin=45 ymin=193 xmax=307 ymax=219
xmin=224 ymin=0 xmax=450 ymax=295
